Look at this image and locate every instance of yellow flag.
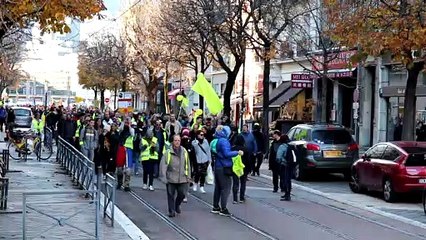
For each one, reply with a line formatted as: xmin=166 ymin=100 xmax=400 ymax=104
xmin=192 ymin=73 xmax=223 ymax=115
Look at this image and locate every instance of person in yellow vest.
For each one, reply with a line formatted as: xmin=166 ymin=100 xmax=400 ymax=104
xmin=73 ymin=114 xmax=85 ymax=150
xmin=140 ymin=129 xmax=159 ymax=191
xmin=161 ymin=134 xmax=191 ymax=218
xmin=31 ymin=113 xmax=45 ymax=141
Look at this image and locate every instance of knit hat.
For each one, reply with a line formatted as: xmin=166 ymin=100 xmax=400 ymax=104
xmin=181 ymin=128 xmax=190 ymax=137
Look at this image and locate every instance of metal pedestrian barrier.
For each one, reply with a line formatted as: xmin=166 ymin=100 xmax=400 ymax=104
xmin=2 ymin=149 xmax=9 ymax=174
xmin=56 ymin=136 xmax=116 ymax=224
xmin=103 ymin=173 xmax=116 ymax=226
xmin=0 ymin=177 xmax=8 ymax=210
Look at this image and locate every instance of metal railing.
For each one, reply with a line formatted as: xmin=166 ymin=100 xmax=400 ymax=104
xmin=56 ymin=136 xmax=116 ymax=224
xmin=103 ymin=173 xmax=116 ymax=226
xmin=0 ymin=177 xmax=8 ymax=210
xmin=23 ymin=190 xmax=100 ymax=240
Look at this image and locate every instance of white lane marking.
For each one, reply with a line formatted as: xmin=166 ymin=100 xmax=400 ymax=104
xmin=100 ymin=192 xmax=150 ymax=240
xmin=259 ymin=174 xmax=426 ymax=229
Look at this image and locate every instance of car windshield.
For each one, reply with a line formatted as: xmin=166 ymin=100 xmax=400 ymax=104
xmin=14 ymin=109 xmax=30 ymax=116
xmin=312 ymin=129 xmax=352 ymax=144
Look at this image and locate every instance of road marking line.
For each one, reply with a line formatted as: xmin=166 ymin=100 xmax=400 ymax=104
xmin=259 ymin=174 xmax=426 ymax=229
xmin=100 ymin=192 xmax=150 ymax=240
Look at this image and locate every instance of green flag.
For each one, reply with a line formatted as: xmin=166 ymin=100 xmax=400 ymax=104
xmin=192 ymin=73 xmax=223 ymax=115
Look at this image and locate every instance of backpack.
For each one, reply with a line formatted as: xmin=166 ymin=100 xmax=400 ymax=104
xmin=285 ymin=144 xmax=297 ymax=165
xmin=210 ymin=139 xmax=219 ymax=155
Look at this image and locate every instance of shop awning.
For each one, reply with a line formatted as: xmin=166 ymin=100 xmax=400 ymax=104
xmin=168 ymin=88 xmax=182 ymax=96
xmin=270 ymin=88 xmax=303 ymax=108
xmin=380 ymin=86 xmax=426 ymax=97
xmin=254 ymin=81 xmax=293 ymax=109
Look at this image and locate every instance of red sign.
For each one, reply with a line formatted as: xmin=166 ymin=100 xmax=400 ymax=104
xmin=105 ymin=98 xmax=110 ymax=104
xmin=312 ymin=50 xmax=357 ymax=71
xmin=291 ymin=73 xmax=313 ymax=88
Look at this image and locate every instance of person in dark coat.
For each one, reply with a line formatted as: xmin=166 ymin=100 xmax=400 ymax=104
xmin=269 ymin=130 xmax=283 ymax=193
xmin=109 ymin=123 xmax=120 ymax=174
xmin=252 ymin=123 xmax=265 ymax=176
xmin=231 ymin=134 xmax=250 ymax=203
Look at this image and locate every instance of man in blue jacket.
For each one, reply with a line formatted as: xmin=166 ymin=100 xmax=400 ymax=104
xmin=211 ymin=125 xmax=242 ymax=217
xmin=240 ymin=124 xmax=257 ymax=176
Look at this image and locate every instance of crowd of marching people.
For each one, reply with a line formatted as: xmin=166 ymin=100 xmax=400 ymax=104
xmin=5 ymin=104 xmax=296 ymax=217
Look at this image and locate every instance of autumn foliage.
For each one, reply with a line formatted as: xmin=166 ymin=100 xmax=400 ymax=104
xmin=0 ymin=0 xmax=105 ymax=36
xmin=325 ymin=0 xmax=426 ymax=140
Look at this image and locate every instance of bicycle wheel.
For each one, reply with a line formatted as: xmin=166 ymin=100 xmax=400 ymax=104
xmin=35 ymin=141 xmax=53 ymax=160
xmin=8 ymin=141 xmax=29 ymax=160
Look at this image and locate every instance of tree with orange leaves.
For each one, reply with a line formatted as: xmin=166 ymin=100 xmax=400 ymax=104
xmin=0 ymin=0 xmax=105 ymax=41
xmin=325 ymin=0 xmax=426 ymax=140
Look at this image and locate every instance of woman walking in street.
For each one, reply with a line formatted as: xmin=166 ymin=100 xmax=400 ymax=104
xmin=211 ymin=125 xmax=243 ymax=217
xmin=191 ymin=130 xmax=211 ymax=193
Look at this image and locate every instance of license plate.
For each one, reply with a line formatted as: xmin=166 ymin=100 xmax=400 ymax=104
xmin=323 ymin=150 xmax=344 ymax=158
xmin=419 ymin=179 xmax=426 ymax=184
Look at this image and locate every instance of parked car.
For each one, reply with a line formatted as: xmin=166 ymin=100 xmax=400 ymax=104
xmin=286 ymin=123 xmax=359 ymax=180
xmin=12 ymin=107 xmax=32 ymax=128
xmin=349 ymin=141 xmax=426 ymax=202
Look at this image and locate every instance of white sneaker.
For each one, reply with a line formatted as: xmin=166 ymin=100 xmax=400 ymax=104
xmin=149 ymin=185 xmax=154 ymax=191
xmin=199 ymin=187 xmax=206 ymax=193
xmin=142 ymin=184 xmax=148 ymax=190
xmin=192 ymin=183 xmax=198 ymax=192
xmin=183 ymin=197 xmax=188 ymax=203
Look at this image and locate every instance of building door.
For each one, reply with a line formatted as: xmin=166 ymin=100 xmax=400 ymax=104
xmin=341 ymin=85 xmax=355 ymax=128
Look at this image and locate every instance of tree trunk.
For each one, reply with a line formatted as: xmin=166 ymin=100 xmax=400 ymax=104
xmin=146 ymin=89 xmax=157 ymax=113
xmin=402 ymin=62 xmax=424 ymax=140
xmin=100 ymin=89 xmax=105 ymax=110
xmin=121 ymin=81 xmax=126 ymax=92
xmin=114 ymin=85 xmax=118 ymax=109
xmin=262 ymin=51 xmax=271 ymax=153
xmin=320 ymin=74 xmax=328 ymax=123
xmin=164 ymin=72 xmax=170 ymax=114
xmin=223 ymin=72 xmax=237 ymax=117
xmin=93 ymin=89 xmax=98 ymax=101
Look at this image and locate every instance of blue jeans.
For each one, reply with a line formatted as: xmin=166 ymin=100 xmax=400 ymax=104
xmin=125 ymin=148 xmax=134 ymax=169
xmin=133 ymin=152 xmax=141 ymax=174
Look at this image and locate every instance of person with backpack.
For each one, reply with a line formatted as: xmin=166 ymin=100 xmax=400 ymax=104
xmin=211 ymin=125 xmax=243 ymax=217
xmin=191 ymin=130 xmax=211 ymax=193
xmin=276 ymin=134 xmax=296 ymax=201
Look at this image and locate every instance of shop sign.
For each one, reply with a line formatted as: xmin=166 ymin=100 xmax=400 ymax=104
xmin=312 ymin=50 xmax=357 ymax=71
xmin=291 ymin=73 xmax=313 ymax=88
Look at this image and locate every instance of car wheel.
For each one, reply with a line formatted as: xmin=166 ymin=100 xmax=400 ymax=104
xmin=294 ymin=164 xmax=306 ymax=181
xmin=349 ymin=170 xmax=364 ymax=193
xmin=383 ymin=179 xmax=397 ymax=203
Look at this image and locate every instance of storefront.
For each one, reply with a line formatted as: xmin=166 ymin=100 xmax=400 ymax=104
xmin=380 ymin=86 xmax=426 ymax=140
xmin=311 ymin=50 xmax=358 ymax=129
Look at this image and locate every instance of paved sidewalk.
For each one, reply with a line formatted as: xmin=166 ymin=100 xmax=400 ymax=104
xmin=0 ymin=157 xmax=132 ymax=240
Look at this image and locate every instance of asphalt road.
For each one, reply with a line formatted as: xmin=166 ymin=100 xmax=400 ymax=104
xmin=116 ymin=173 xmax=426 ymax=240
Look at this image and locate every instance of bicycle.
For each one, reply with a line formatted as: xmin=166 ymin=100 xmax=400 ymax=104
xmin=7 ymin=129 xmax=53 ymax=161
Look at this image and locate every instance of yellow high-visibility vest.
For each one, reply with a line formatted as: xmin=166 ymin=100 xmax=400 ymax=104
xmin=124 ymin=135 xmax=134 ymax=149
xmin=166 ymin=149 xmax=189 ymax=176
xmin=140 ymin=137 xmax=158 ymax=161
xmin=32 ymin=119 xmax=44 ymax=133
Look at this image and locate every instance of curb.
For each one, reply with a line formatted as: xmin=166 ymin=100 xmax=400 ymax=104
xmin=259 ymin=173 xmax=426 ymax=230
xmin=100 ymin=192 xmax=150 ymax=240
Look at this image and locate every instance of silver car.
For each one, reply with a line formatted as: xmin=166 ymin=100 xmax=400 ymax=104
xmin=286 ymin=124 xmax=359 ymax=180
xmin=12 ymin=107 xmax=33 ymax=129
